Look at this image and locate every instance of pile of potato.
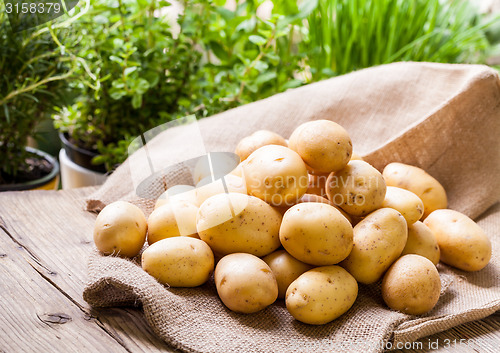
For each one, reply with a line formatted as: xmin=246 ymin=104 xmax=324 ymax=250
xmin=93 ymin=120 xmax=492 ymax=325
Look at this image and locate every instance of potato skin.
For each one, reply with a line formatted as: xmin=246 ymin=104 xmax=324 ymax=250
xmin=383 ymin=163 xmax=447 ymax=219
xmin=93 ymin=201 xmax=147 ymax=258
xmin=286 ymin=266 xmax=358 ymax=325
xmin=215 ymin=253 xmax=278 ymax=313
xmin=297 ymin=194 xmax=352 ymax=223
xmin=326 ymin=160 xmax=387 ymax=217
xmin=147 ymin=200 xmax=199 ymax=245
xmin=382 ymin=186 xmax=424 ymax=225
xmin=382 ymin=254 xmax=441 ymax=315
xmin=280 ymin=203 xmax=354 ymax=266
xmin=142 ymin=237 xmax=214 ymax=287
xmin=341 ymin=208 xmax=408 ymax=284
xmin=243 ymin=145 xmax=308 ymax=206
xmin=401 ymin=221 xmax=440 ymax=265
xmin=197 ymin=193 xmax=282 ymax=257
xmin=288 ymin=120 xmax=352 ymax=174
xmin=424 ymin=209 xmax=491 ymax=271
xmin=263 ymin=250 xmax=314 ymax=299
xmin=235 ymin=130 xmax=287 ymax=162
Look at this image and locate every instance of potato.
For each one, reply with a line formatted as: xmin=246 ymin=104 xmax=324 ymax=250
xmin=424 ymin=209 xmax=491 ymax=271
xmin=383 ymin=163 xmax=447 ymax=219
xmin=286 ymin=266 xmax=358 ymax=325
xmin=235 ymin=130 xmax=287 ymax=162
xmin=298 ymin=194 xmax=352 ymax=223
xmin=263 ymin=250 xmax=314 ymax=299
xmin=289 ymin=120 xmax=352 ymax=174
xmin=382 ymin=254 xmax=441 ymax=315
xmin=155 ymin=185 xmax=197 ymax=210
xmin=243 ymin=145 xmax=308 ymax=206
xmin=93 ymin=201 xmax=147 ymax=258
xmin=147 ymin=200 xmax=199 ymax=245
xmin=142 ymin=237 xmax=214 ymax=287
xmin=341 ymin=208 xmax=407 ymax=284
xmin=279 ymin=202 xmax=353 ymax=266
xmin=382 ymin=186 xmax=424 ymax=225
xmin=195 ymin=174 xmax=247 ymax=206
xmin=401 ymin=221 xmax=440 ymax=265
xmin=326 ymin=160 xmax=386 ymax=216
xmin=306 ymin=173 xmax=328 ymax=197
xmin=215 ymin=253 xmax=278 ymax=313
xmin=197 ymin=193 xmax=282 ymax=257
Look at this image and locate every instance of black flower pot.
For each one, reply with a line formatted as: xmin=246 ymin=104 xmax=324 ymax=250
xmin=59 ymin=132 xmax=106 ymax=173
xmin=0 ymin=147 xmax=60 ymax=191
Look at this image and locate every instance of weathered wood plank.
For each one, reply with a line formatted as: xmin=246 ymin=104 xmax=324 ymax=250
xmin=0 ymin=188 xmax=175 ymax=352
xmin=0 ymin=224 xmax=128 ymax=353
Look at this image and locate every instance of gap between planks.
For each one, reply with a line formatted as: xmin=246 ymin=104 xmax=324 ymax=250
xmin=0 ymin=188 xmax=175 ymax=353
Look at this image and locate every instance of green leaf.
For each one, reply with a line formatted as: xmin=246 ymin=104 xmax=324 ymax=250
xmin=236 ymin=17 xmax=257 ymax=33
xmin=280 ymin=79 xmax=303 ymax=90
xmin=254 ymin=60 xmax=269 ymax=72
xmin=255 ymin=71 xmax=277 ymax=85
xmin=210 ymin=41 xmax=229 ymax=62
xmin=249 ymin=35 xmax=267 ymax=46
xmin=124 ymin=67 xmax=138 ymax=76
xmin=132 ymin=94 xmax=142 ymax=109
xmin=131 ymin=78 xmax=150 ymax=95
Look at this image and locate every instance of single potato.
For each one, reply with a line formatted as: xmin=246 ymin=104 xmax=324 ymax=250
xmin=93 ymin=201 xmax=147 ymax=258
xmin=197 ymin=193 xmax=282 ymax=257
xmin=382 ymin=254 xmax=441 ymax=315
xmin=382 ymin=186 xmax=424 ymax=225
xmin=341 ymin=208 xmax=408 ymax=284
xmin=147 ymin=200 xmax=199 ymax=245
xmin=401 ymin=221 xmax=440 ymax=265
xmin=326 ymin=160 xmax=387 ymax=216
xmin=279 ymin=203 xmax=353 ymax=266
xmin=263 ymin=250 xmax=314 ymax=299
xmin=289 ymin=120 xmax=352 ymax=174
xmin=235 ymin=130 xmax=287 ymax=162
xmin=142 ymin=237 xmax=214 ymax=287
xmin=383 ymin=162 xmax=447 ymax=219
xmin=286 ymin=266 xmax=358 ymax=325
xmin=243 ymin=145 xmax=308 ymax=206
xmin=215 ymin=253 xmax=278 ymax=313
xmin=424 ymin=209 xmax=491 ymax=271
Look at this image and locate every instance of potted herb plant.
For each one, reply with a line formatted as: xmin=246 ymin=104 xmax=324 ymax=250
xmin=0 ymin=8 xmax=72 ymax=191
xmin=53 ymin=0 xmax=199 ymax=188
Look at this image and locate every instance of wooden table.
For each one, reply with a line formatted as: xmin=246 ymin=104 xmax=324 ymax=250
xmin=0 ymin=188 xmax=498 ymax=352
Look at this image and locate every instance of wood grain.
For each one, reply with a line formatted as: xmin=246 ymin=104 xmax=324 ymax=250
xmin=0 ymin=188 xmax=175 ymax=352
xmin=0 ymin=222 xmax=127 ymax=352
xmin=0 ymin=188 xmax=497 ymax=352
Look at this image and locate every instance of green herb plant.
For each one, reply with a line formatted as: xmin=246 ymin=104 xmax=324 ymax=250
xmin=54 ymin=0 xmax=200 ymax=170
xmin=0 ymin=4 xmax=72 ymax=183
xmin=305 ymin=0 xmax=496 ymax=80
xmin=180 ymin=0 xmax=314 ymax=117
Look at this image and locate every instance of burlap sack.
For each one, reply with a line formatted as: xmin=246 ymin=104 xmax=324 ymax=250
xmin=83 ymin=62 xmax=500 ymax=352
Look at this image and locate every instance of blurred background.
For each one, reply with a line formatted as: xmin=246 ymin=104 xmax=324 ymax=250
xmin=1 ymin=0 xmax=499 ymax=190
